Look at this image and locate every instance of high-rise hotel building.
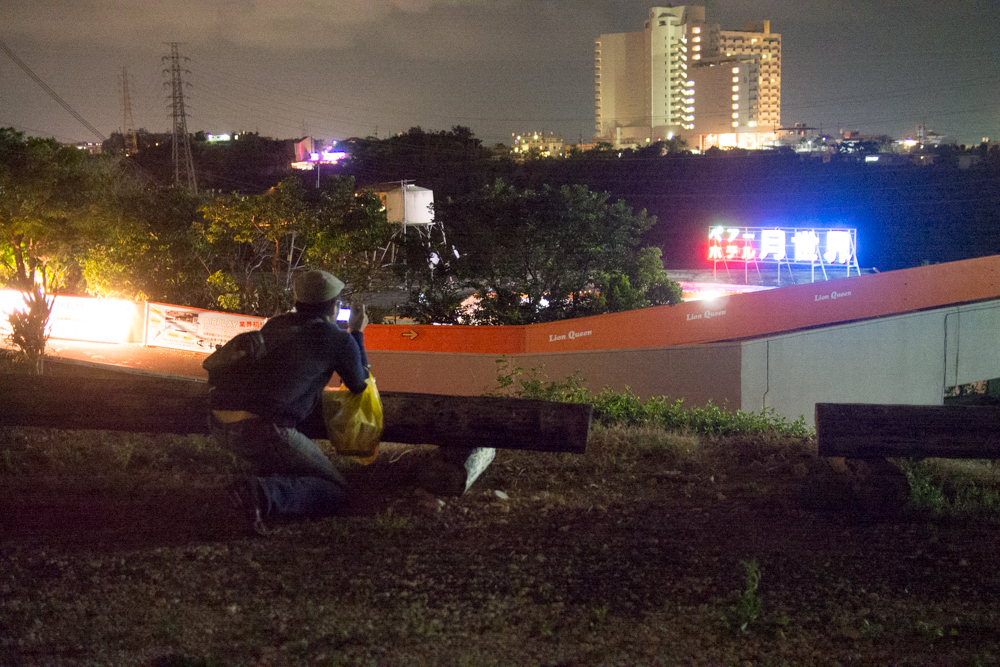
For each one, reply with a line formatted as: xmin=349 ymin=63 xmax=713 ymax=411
xmin=595 ymin=7 xmax=780 ymax=150
xmin=718 ymin=21 xmax=781 ymax=130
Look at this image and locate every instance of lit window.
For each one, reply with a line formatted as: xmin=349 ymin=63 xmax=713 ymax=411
xmin=732 ymin=94 xmax=739 ymax=101
xmin=693 ymin=45 xmax=700 ymax=51
xmin=732 ymin=77 xmax=739 ymax=83
xmin=732 ymin=121 xmax=739 ymax=127
xmin=732 ymin=67 xmax=740 ymax=74
xmin=693 ymin=36 xmax=701 ymax=43
xmin=732 ymin=85 xmax=739 ymax=92
xmin=732 ymin=112 xmax=739 ymax=118
xmin=693 ymin=54 xmax=700 ymax=60
xmin=693 ymin=27 xmax=701 ymax=34
xmin=732 ymin=103 xmax=739 ymax=110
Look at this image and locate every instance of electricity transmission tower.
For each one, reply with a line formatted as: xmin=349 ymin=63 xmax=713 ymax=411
xmin=163 ymin=43 xmax=197 ymax=192
xmin=120 ymin=66 xmax=138 ymax=155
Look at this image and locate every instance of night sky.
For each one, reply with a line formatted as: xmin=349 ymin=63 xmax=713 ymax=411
xmin=2 ymin=0 xmax=998 ymax=147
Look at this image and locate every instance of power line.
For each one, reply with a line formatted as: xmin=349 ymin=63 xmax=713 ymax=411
xmin=0 ymin=39 xmax=106 ymax=142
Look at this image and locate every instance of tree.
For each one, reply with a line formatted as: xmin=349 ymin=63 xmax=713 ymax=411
xmin=0 ymin=128 xmax=91 ymax=291
xmin=338 ymin=126 xmax=502 ymax=201
xmin=304 ymin=177 xmax=396 ymax=299
xmin=402 ymin=179 xmax=681 ymax=324
xmin=196 ymin=177 xmax=314 ymax=314
xmin=196 ymin=175 xmax=397 ymax=315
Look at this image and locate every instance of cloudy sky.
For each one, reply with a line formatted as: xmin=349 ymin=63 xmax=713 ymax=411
xmin=1 ymin=0 xmax=998 ymax=146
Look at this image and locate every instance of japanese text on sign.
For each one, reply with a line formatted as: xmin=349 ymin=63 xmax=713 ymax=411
xmin=707 ymin=226 xmax=857 ymax=266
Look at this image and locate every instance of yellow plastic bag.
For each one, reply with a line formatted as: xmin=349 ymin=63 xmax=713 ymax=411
xmin=322 ymin=377 xmax=383 ymax=464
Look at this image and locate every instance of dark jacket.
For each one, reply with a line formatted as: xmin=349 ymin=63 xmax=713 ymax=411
xmin=210 ymin=311 xmax=369 ymax=428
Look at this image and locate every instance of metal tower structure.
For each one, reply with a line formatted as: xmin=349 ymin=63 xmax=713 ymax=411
xmin=163 ymin=43 xmax=197 ymax=192
xmin=121 ymin=66 xmax=138 ymax=155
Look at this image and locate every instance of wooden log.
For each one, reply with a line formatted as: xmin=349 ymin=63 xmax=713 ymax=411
xmin=0 ymin=371 xmax=592 ymax=453
xmin=815 ymin=403 xmax=1000 ymax=459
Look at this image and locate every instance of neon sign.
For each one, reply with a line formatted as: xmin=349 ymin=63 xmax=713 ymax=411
xmin=707 ymin=226 xmax=858 ymax=268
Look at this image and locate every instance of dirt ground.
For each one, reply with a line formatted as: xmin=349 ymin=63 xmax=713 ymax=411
xmin=1 ymin=431 xmax=999 ymax=666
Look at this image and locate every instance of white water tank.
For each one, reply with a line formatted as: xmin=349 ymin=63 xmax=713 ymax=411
xmin=385 ymin=184 xmax=434 ymax=227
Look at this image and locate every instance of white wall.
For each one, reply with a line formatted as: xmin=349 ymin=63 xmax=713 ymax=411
xmin=742 ymin=301 xmax=1000 ymax=426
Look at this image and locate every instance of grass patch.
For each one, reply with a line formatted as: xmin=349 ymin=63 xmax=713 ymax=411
xmin=899 ymin=458 xmax=1000 ymax=517
xmin=0 ymin=427 xmax=236 ymax=492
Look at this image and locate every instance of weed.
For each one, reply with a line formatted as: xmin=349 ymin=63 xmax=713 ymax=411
xmin=916 ymin=619 xmax=945 ymax=640
xmin=859 ymin=618 xmax=884 ymax=639
xmin=899 ymin=458 xmax=1000 ymax=517
xmin=403 ymin=603 xmax=440 ymax=639
xmin=589 ymin=605 xmax=609 ymax=630
xmin=375 ymin=508 xmax=415 ymax=535
xmin=154 ymin=611 xmax=181 ymax=641
xmin=723 ymin=559 xmax=763 ymax=634
xmin=489 ymin=356 xmax=589 ymax=403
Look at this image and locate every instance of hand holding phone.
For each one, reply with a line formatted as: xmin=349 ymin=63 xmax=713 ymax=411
xmin=348 ymin=303 xmax=368 ymax=332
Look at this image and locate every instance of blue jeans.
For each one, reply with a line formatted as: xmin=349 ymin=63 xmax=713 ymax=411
xmin=211 ymin=416 xmax=347 ymax=517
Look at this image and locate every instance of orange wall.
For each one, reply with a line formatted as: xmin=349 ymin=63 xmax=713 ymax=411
xmin=366 ymin=255 xmax=1000 ymax=355
xmin=363 ymin=323 xmax=525 ymax=354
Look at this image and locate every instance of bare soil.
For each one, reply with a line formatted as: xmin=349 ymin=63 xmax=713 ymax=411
xmin=1 ymin=430 xmax=998 ymax=666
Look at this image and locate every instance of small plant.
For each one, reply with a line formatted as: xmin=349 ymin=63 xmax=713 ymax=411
xmin=589 ymin=605 xmax=609 ymax=630
xmin=489 ymin=356 xmax=589 ymax=403
xmin=915 ymin=619 xmax=945 ymax=640
xmin=402 ymin=602 xmax=440 ymax=638
xmin=724 ymin=559 xmax=763 ymax=634
xmin=375 ymin=507 xmax=415 ymax=535
xmin=859 ymin=617 xmax=884 ymax=639
xmin=6 ymin=285 xmax=54 ymax=375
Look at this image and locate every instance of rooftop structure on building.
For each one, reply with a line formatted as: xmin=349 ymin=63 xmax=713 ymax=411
xmin=595 ymin=6 xmax=781 ymax=150
xmin=511 ymin=132 xmax=566 ymax=158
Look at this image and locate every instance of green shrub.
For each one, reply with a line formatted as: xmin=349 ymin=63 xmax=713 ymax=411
xmin=490 ymin=358 xmax=814 ymax=437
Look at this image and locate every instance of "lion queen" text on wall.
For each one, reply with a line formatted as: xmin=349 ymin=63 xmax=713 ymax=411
xmin=548 ymin=329 xmax=593 ymax=342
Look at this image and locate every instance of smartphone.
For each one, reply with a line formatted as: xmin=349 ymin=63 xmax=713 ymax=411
xmin=336 ymin=306 xmax=350 ymax=322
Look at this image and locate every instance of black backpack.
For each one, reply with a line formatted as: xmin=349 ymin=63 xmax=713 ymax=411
xmin=202 ymin=329 xmax=272 ymax=390
xmin=202 ymin=315 xmax=323 ymax=388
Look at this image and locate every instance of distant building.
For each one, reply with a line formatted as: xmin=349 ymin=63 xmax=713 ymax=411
xmin=690 ymin=56 xmax=765 ymax=149
xmin=511 ymin=132 xmax=565 ymax=158
xmin=291 ymin=137 xmax=346 ymax=170
xmin=718 ymin=21 xmax=781 ymax=130
xmin=73 ymin=142 xmax=102 ymax=154
xmin=594 ymin=6 xmax=780 ymax=150
xmin=595 ymin=6 xmax=702 ymax=147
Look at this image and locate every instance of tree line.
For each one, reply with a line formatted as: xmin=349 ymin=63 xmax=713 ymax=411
xmin=1 ymin=127 xmax=681 ymax=324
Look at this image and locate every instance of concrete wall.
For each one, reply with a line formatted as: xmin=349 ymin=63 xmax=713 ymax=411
xmin=945 ymin=302 xmax=1000 ymax=387
xmin=743 ymin=301 xmax=1000 ymax=425
xmin=370 ymin=300 xmax=999 ymax=429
